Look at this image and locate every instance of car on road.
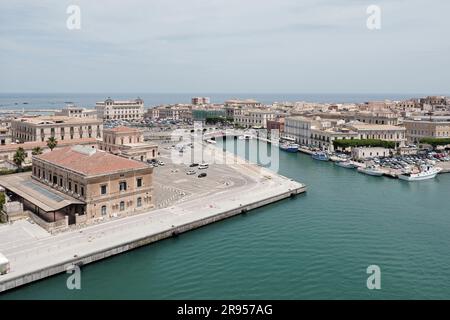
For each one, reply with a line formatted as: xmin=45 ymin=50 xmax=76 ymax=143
xmin=186 ymin=170 xmax=196 ymax=175
xmin=198 ymin=163 xmax=209 ymax=169
xmin=198 ymin=173 xmax=207 ymax=178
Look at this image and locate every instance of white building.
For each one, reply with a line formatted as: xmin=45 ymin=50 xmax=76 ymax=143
xmin=352 ymin=147 xmax=391 ymax=160
xmin=234 ymin=109 xmax=276 ymax=128
xmin=96 ymin=98 xmax=145 ymax=121
xmin=55 ymin=105 xmax=97 ymax=119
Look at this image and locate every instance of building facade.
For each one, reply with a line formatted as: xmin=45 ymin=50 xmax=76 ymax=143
xmin=347 ymin=123 xmax=407 ymax=147
xmin=96 ymin=98 xmax=145 ymax=120
xmin=352 ymin=147 xmax=391 ymax=160
xmin=404 ymin=117 xmax=450 ymax=143
xmin=191 ymin=97 xmax=210 ymax=105
xmin=54 ymin=105 xmax=97 ymax=118
xmin=99 ymin=126 xmax=158 ymax=162
xmin=233 ymin=109 xmax=276 ymax=128
xmin=10 ymin=116 xmax=103 ymax=143
xmin=31 ymin=146 xmax=153 ymax=224
xmin=147 ymin=105 xmax=192 ymax=122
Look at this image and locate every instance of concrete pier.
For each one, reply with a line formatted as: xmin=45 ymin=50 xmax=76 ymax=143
xmin=0 ymin=150 xmax=306 ymax=293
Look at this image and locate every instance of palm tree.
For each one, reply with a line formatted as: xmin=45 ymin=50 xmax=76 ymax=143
xmin=46 ymin=137 xmax=58 ymax=151
xmin=32 ymin=146 xmax=43 ymax=156
xmin=13 ymin=147 xmax=26 ymax=170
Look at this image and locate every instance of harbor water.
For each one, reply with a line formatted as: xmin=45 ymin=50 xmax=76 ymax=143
xmin=2 ymin=138 xmax=450 ymax=299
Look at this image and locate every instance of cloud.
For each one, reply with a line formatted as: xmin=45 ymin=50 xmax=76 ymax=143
xmin=0 ymin=0 xmax=449 ymax=93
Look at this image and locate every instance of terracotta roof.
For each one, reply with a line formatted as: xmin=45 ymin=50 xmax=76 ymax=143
xmin=106 ymin=126 xmax=141 ymax=133
xmin=35 ymin=146 xmax=149 ymax=176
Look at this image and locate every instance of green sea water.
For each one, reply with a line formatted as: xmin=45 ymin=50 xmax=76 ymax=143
xmin=2 ymin=138 xmax=450 ymax=299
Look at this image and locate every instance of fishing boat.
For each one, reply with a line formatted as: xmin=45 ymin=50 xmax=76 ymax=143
xmin=312 ymin=151 xmax=329 ymax=161
xmin=357 ymin=165 xmax=384 ymax=176
xmin=279 ymin=142 xmax=299 ymax=153
xmin=398 ymin=165 xmax=442 ymax=181
xmin=335 ymin=160 xmax=358 ymax=169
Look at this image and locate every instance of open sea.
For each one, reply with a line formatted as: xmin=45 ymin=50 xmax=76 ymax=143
xmin=0 ymin=93 xmax=436 ymax=111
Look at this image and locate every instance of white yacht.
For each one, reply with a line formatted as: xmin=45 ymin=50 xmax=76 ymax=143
xmin=335 ymin=160 xmax=358 ymax=169
xmin=357 ymin=165 xmax=384 ymax=176
xmin=398 ymin=165 xmax=442 ymax=181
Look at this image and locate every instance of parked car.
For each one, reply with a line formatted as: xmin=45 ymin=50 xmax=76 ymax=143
xmin=198 ymin=163 xmax=209 ymax=170
xmin=190 ymin=163 xmax=199 ymax=167
xmin=158 ymin=161 xmax=165 ymax=166
xmin=198 ymin=173 xmax=207 ymax=178
xmin=186 ymin=170 xmax=196 ymax=175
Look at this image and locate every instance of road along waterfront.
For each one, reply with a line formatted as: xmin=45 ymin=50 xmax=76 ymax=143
xmin=2 ymin=138 xmax=450 ymax=299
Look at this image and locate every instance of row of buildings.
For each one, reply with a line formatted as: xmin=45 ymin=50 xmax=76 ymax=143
xmin=0 ymin=112 xmax=159 ymax=230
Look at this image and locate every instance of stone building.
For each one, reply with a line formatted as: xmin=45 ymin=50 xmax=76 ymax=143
xmin=96 ymin=98 xmax=145 ymax=120
xmin=404 ymin=116 xmax=450 ymax=143
xmin=233 ymin=109 xmax=276 ymax=128
xmin=10 ymin=116 xmax=103 ymax=143
xmin=99 ymin=126 xmax=158 ymax=162
xmin=54 ymin=105 xmax=97 ymax=118
xmin=0 ymin=145 xmax=154 ymax=227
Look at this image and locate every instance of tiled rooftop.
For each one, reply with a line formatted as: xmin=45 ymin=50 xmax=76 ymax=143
xmin=35 ymin=146 xmax=149 ymax=176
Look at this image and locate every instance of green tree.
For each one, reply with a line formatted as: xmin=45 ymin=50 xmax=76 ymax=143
xmin=46 ymin=136 xmax=58 ymax=151
xmin=0 ymin=192 xmax=5 ymax=207
xmin=32 ymin=146 xmax=43 ymax=156
xmin=13 ymin=147 xmax=26 ymax=169
xmin=333 ymin=139 xmax=396 ymax=150
xmin=419 ymin=138 xmax=450 ymax=148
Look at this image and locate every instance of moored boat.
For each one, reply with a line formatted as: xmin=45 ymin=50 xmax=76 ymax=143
xmin=280 ymin=142 xmax=299 ymax=153
xmin=335 ymin=160 xmax=358 ymax=169
xmin=398 ymin=165 xmax=442 ymax=181
xmin=357 ymin=165 xmax=384 ymax=176
xmin=312 ymin=152 xmax=329 ymax=161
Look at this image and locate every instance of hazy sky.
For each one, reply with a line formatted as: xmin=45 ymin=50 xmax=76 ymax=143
xmin=1 ymin=0 xmax=449 ymax=94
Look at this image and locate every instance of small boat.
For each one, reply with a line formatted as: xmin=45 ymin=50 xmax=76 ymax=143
xmin=238 ymin=135 xmax=252 ymax=140
xmin=312 ymin=152 xmax=329 ymax=161
xmin=398 ymin=165 xmax=442 ymax=181
xmin=335 ymin=160 xmax=358 ymax=169
xmin=357 ymin=165 xmax=384 ymax=176
xmin=206 ymin=139 xmax=217 ymax=144
xmin=280 ymin=142 xmax=299 ymax=153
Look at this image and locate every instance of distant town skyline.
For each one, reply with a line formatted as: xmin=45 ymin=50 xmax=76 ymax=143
xmin=1 ymin=0 xmax=449 ymax=94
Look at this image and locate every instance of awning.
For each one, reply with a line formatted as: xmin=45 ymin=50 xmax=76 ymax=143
xmin=0 ymin=172 xmax=85 ymax=212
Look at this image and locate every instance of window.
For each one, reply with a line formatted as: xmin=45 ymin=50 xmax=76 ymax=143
xmin=59 ymin=178 xmax=63 ymax=187
xmin=68 ymin=181 xmax=72 ymax=191
xmin=74 ymin=184 xmax=78 ymax=194
xmin=137 ymin=178 xmax=142 ymax=188
xmin=119 ymin=201 xmax=125 ymax=211
xmin=119 ymin=181 xmax=127 ymax=191
xmin=100 ymin=185 xmax=107 ymax=195
xmin=101 ymin=205 xmax=107 ymax=216
xmin=80 ymin=186 xmax=84 ymax=196
xmin=137 ymin=197 xmax=142 ymax=207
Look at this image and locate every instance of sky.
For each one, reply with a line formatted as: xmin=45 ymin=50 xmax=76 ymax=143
xmin=0 ymin=0 xmax=449 ymax=94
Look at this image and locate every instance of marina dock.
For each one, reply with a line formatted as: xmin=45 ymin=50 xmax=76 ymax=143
xmin=0 ymin=150 xmax=306 ymax=293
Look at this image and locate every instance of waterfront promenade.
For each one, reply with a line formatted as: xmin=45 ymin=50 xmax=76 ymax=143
xmin=0 ymin=145 xmax=305 ymax=292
